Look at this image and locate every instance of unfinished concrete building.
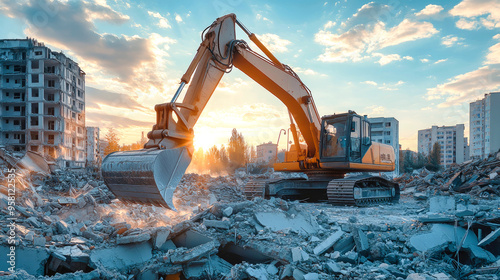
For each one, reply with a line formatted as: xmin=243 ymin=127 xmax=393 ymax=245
xmin=0 ymin=38 xmax=86 ymax=168
xmin=418 ymin=124 xmax=469 ymax=169
xmin=470 ymin=92 xmax=500 ymax=159
xmin=368 ymin=117 xmax=399 ymax=176
xmin=256 ymin=142 xmax=277 ymax=163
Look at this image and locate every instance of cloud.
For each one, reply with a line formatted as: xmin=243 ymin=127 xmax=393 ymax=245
xmin=293 ymin=67 xmax=328 ymax=77
xmin=365 ymin=105 xmax=386 ymax=116
xmin=373 ymin=53 xmax=413 ymax=65
xmin=441 ymin=35 xmax=464 ymax=47
xmin=342 ymin=2 xmax=391 ymax=29
xmin=455 ymin=18 xmax=479 ymax=30
xmin=175 ymin=14 xmax=182 ymax=23
xmin=426 ymin=66 xmax=500 ymax=106
xmin=86 ymin=86 xmax=145 ymax=110
xmin=257 ymin=33 xmax=291 ymax=53
xmin=148 ymin=11 xmax=171 ymax=28
xmin=434 ymin=59 xmax=448 ymax=64
xmin=315 ymin=8 xmax=438 ymax=64
xmin=450 ymin=0 xmax=500 ymax=29
xmin=362 ymin=80 xmax=404 ymax=90
xmin=415 ymin=4 xmax=444 ymax=17
xmin=0 ymin=0 xmax=175 ymax=90
xmin=485 ymin=43 xmax=500 ymax=64
xmin=256 ymin=13 xmax=272 ymax=23
xmin=215 ymin=78 xmax=249 ymax=93
xmin=86 ymin=112 xmax=152 ymax=128
xmin=323 ymin=21 xmax=336 ymax=29
xmin=420 ymin=58 xmax=430 ymax=63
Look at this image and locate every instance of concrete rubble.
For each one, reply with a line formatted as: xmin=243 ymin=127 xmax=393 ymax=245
xmin=0 ymin=149 xmax=499 ymax=279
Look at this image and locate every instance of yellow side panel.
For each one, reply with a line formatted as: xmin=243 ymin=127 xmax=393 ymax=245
xmin=363 ymin=142 xmax=395 ymax=171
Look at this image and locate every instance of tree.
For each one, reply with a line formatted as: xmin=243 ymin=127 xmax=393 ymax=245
xmin=104 ymin=128 xmax=120 ymax=156
xmin=227 ymin=128 xmax=247 ymax=172
xmin=425 ymin=142 xmax=441 ymax=172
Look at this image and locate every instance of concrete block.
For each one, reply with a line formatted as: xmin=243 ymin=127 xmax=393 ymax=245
xmin=304 ymin=273 xmax=319 ymax=280
xmin=410 ymin=224 xmax=477 ymax=252
xmin=266 ymin=262 xmax=279 ymax=275
xmin=90 ymin=242 xmax=152 ymax=271
xmin=154 ymin=229 xmax=170 ymax=249
xmin=182 ymin=260 xmax=207 ymax=279
xmin=325 ymin=261 xmax=341 ymax=273
xmin=490 ymin=172 xmax=498 ymax=179
xmin=56 ymin=220 xmax=70 ymax=234
xmin=291 ymin=247 xmax=302 ymax=262
xmin=160 ymin=240 xmax=177 ymax=251
xmin=246 ymin=267 xmax=269 ymax=280
xmin=301 ymin=250 xmax=310 ymax=261
xmin=455 ymin=209 xmax=474 ymax=217
xmin=82 ymin=230 xmax=103 ymax=243
xmin=478 ymin=228 xmax=500 ymax=247
xmin=432 ymin=273 xmax=450 ymax=280
xmin=313 ymin=230 xmax=344 ymax=255
xmin=352 ymin=228 xmax=369 ymax=253
xmin=223 ymin=206 xmax=233 ymax=217
xmin=462 ymin=244 xmax=496 ymax=264
xmin=170 ymin=241 xmax=219 ymax=264
xmin=33 ymin=236 xmax=46 ymax=247
xmin=255 ymin=212 xmax=318 ymax=235
xmin=203 ymin=219 xmax=231 ymax=229
xmin=58 ymin=197 xmax=77 ymax=204
xmin=280 ymin=264 xmax=293 ymax=279
xmin=429 ymin=196 xmax=455 ymax=214
xmin=293 ymin=268 xmax=306 ymax=280
xmin=116 ymin=233 xmax=151 ymax=245
xmin=0 ymin=245 xmax=49 ymax=276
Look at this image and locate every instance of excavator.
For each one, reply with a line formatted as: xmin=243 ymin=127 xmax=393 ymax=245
xmin=101 ymin=14 xmax=399 ymax=210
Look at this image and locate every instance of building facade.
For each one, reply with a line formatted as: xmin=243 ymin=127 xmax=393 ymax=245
xmin=470 ymin=92 xmax=500 ymax=159
xmin=256 ymin=142 xmax=277 ymax=163
xmin=0 ymin=39 xmax=86 ymax=168
xmin=418 ymin=124 xmax=468 ymax=169
xmin=368 ymin=117 xmax=399 ymax=176
xmin=86 ymin=127 xmax=100 ymax=166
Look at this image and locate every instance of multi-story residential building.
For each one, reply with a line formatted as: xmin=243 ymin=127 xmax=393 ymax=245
xmin=0 ymin=38 xmax=86 ymax=168
xmin=418 ymin=124 xmax=468 ymax=169
xmin=99 ymin=139 xmax=109 ymax=160
xmin=86 ymin=127 xmax=100 ymax=166
xmin=256 ymin=142 xmax=277 ymax=163
xmin=470 ymin=92 xmax=500 ymax=159
xmin=368 ymin=117 xmax=399 ymax=176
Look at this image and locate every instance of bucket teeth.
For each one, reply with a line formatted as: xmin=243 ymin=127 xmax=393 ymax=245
xmin=101 ymin=147 xmax=192 ymax=210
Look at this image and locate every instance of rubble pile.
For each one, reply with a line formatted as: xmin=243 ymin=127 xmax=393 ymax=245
xmin=396 ymin=152 xmax=500 ymax=199
xmin=0 ymin=152 xmax=499 ymax=279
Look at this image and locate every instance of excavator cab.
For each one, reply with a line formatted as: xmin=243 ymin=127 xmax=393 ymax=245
xmin=319 ymin=111 xmax=371 ymax=164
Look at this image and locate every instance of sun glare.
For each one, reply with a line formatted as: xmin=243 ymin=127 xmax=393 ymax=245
xmin=193 ymin=127 xmax=219 ymax=151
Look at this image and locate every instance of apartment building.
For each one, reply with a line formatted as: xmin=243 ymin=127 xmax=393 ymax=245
xmin=418 ymin=124 xmax=468 ymax=169
xmin=86 ymin=127 xmax=100 ymax=166
xmin=0 ymin=38 xmax=86 ymax=168
xmin=470 ymin=92 xmax=500 ymax=159
xmin=368 ymin=117 xmax=399 ymax=176
xmin=256 ymin=142 xmax=277 ymax=163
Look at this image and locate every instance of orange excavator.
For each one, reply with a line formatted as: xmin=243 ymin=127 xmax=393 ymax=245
xmin=101 ymin=14 xmax=399 ymax=210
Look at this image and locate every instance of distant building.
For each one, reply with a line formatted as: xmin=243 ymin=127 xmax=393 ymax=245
xmin=368 ymin=117 xmax=399 ymax=176
xmin=256 ymin=142 xmax=277 ymax=163
xmin=86 ymin=127 xmax=100 ymax=166
xmin=0 ymin=38 xmax=86 ymax=168
xmin=470 ymin=92 xmax=500 ymax=159
xmin=99 ymin=139 xmax=108 ymax=160
xmin=418 ymin=124 xmax=468 ymax=169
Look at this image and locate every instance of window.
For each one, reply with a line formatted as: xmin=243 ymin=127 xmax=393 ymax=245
xmin=384 ymin=131 xmax=391 ymax=135
xmin=6 ymin=78 xmax=9 ymax=83
xmin=30 ymin=132 xmax=38 ymax=140
xmin=385 ymin=122 xmax=391 ymax=127
xmin=47 ymin=94 xmax=54 ymax=101
xmin=32 ymin=88 xmax=39 ymax=97
xmin=31 ymin=103 xmax=38 ymax=114
xmin=32 ymin=60 xmax=39 ymax=69
xmin=48 ymin=80 xmax=55 ymax=87
xmin=385 ymin=140 xmax=391 ymax=144
xmin=31 ymin=117 xmax=38 ymax=126
xmin=5 ymin=106 xmax=9 ymax=111
xmin=48 ymin=121 xmax=55 ymax=130
xmin=13 ymin=120 xmax=20 ymax=125
xmin=14 ymin=106 xmax=20 ymax=112
xmin=48 ymin=107 xmax=55 ymax=116
xmin=32 ymin=74 xmax=39 ymax=83
xmin=78 ymin=79 xmax=81 ymax=85
xmin=4 ymin=134 xmax=8 ymax=139
xmin=72 ymin=112 xmax=76 ymax=119
xmin=34 ymin=51 xmax=42 ymax=56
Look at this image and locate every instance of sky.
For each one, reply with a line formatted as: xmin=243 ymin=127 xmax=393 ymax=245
xmin=0 ymin=0 xmax=499 ymax=152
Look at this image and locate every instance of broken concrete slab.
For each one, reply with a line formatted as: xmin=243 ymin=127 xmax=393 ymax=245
xmin=428 ymin=196 xmax=455 ymax=214
xmin=478 ymin=228 xmax=500 ymax=247
xmin=203 ymin=219 xmax=231 ymax=229
xmin=170 ymin=241 xmax=219 ymax=264
xmin=154 ymin=228 xmax=170 ymax=249
xmin=461 ymin=244 xmax=496 ymax=264
xmin=90 ymin=242 xmax=152 ymax=271
xmin=223 ymin=206 xmax=233 ymax=217
xmin=58 ymin=197 xmax=78 ymax=205
xmin=246 ymin=266 xmax=269 ymax=280
xmin=352 ymin=227 xmax=369 ymax=253
xmin=254 ymin=211 xmax=318 ymax=235
xmin=172 ymin=229 xmax=213 ymax=249
xmin=33 ymin=236 xmax=46 ymax=247
xmin=116 ymin=233 xmax=151 ymax=245
xmin=313 ymin=230 xmax=344 ymax=255
xmin=0 ymin=245 xmax=49 ymax=276
xmin=325 ymin=261 xmax=341 ymax=273
xmin=409 ymin=224 xmax=478 ymax=252
xmin=304 ymin=272 xmax=319 ymax=280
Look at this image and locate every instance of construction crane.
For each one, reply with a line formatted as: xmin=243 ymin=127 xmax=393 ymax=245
xmin=101 ymin=14 xmax=399 ymax=210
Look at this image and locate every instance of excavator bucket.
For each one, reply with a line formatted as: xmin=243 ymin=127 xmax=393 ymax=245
xmin=101 ymin=147 xmax=192 ymax=210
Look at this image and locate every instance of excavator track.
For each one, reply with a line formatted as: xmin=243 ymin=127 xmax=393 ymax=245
xmin=327 ymin=175 xmax=399 ymax=206
xmin=244 ymin=179 xmax=268 ymax=200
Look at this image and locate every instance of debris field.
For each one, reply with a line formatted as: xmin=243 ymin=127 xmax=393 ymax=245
xmin=1 ymin=150 xmax=500 ymax=279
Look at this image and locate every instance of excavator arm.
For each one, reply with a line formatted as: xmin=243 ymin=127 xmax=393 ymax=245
xmin=102 ymin=14 xmax=326 ymax=209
